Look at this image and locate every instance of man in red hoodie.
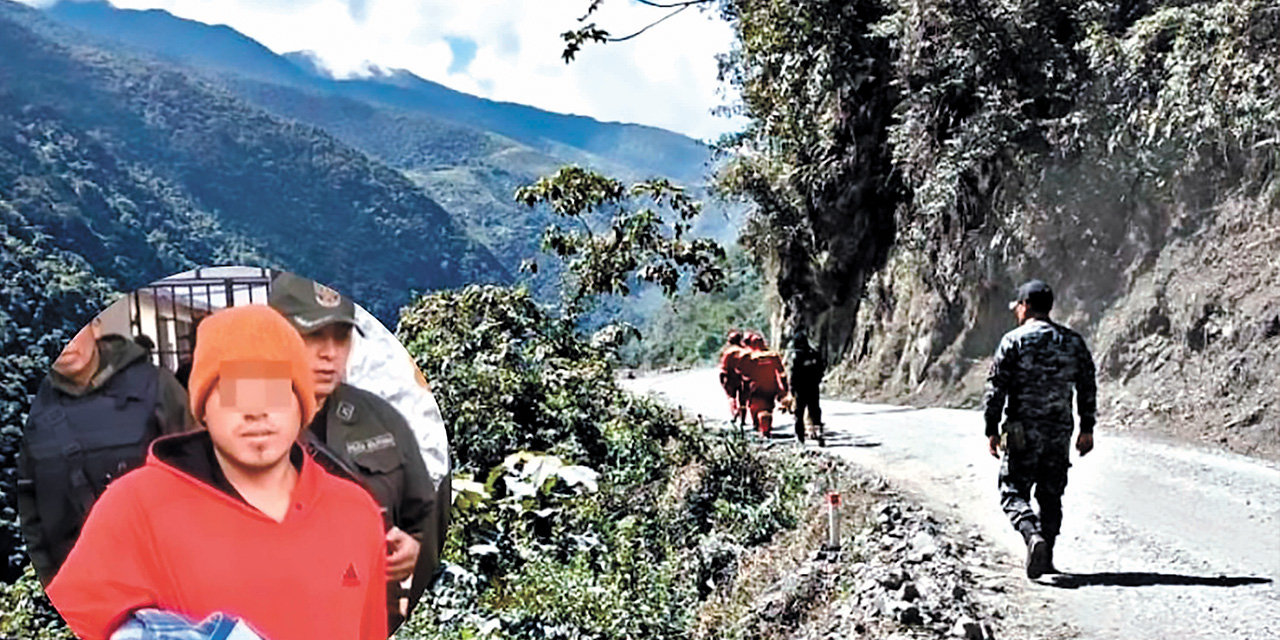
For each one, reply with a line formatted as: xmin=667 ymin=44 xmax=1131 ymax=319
xmin=46 ymin=304 xmax=388 ymax=640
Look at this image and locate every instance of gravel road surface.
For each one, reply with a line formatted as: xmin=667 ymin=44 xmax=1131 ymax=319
xmin=623 ymin=369 xmax=1280 ymax=640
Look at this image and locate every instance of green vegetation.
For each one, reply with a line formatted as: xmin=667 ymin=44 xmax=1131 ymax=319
xmin=721 ymin=0 xmax=1280 ymax=355
xmin=565 ymin=0 xmax=1280 ymax=371
xmin=0 ymin=1 xmax=508 ymax=327
xmin=396 ymin=285 xmax=815 ymax=640
xmin=515 ymin=166 xmax=727 ymax=319
xmin=0 ymin=201 xmax=114 ymax=637
xmin=620 ymin=247 xmax=770 ymax=369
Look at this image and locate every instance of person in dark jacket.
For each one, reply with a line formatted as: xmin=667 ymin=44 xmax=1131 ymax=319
xmin=787 ymin=332 xmax=826 ymax=444
xmin=268 ymin=272 xmax=443 ymax=631
xmin=18 ymin=316 xmax=194 ymax=585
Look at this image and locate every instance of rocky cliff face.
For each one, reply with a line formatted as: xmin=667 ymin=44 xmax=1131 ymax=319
xmin=829 ymin=178 xmax=1280 ymax=460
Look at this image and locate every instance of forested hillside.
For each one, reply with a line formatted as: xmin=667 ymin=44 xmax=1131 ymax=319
xmin=37 ymin=0 xmax=748 ymax=295
xmin=0 ymin=0 xmax=507 ymax=321
xmin=43 ymin=0 xmax=713 ymax=184
xmin=0 ymin=0 xmax=512 ymax=585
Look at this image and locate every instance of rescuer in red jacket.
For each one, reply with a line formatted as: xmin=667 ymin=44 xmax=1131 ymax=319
xmin=718 ymin=330 xmax=749 ymax=426
xmin=736 ymin=333 xmax=789 ymax=437
xmin=46 ymin=304 xmax=388 ymax=640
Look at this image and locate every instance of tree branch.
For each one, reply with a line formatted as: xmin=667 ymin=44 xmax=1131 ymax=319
xmin=608 ymin=5 xmax=690 ymax=43
xmin=634 ymin=0 xmax=716 ymax=8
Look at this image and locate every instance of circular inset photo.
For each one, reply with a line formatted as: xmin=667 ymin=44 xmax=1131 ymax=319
xmin=18 ymin=266 xmax=450 ymax=640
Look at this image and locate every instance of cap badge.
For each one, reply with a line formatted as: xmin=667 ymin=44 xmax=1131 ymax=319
xmin=314 ymin=282 xmax=341 ymax=308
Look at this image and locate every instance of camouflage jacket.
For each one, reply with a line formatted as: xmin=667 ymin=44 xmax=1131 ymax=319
xmin=983 ymin=318 xmax=1097 ymax=438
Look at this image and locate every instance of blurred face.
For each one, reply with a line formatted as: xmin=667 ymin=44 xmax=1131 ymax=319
xmin=204 ymin=372 xmax=302 ymax=475
xmin=302 ymin=323 xmax=353 ymax=401
xmin=1013 ymin=301 xmax=1028 ymax=324
xmin=52 ymin=319 xmax=102 ymax=379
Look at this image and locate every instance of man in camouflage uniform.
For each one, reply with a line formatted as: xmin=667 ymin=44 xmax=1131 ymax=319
xmin=983 ymin=280 xmax=1097 ymax=579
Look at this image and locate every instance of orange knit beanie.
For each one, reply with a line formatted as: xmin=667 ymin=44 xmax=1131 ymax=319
xmin=189 ymin=304 xmax=317 ymax=423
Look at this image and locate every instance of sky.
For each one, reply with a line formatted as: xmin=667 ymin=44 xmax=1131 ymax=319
xmin=21 ymin=0 xmax=746 ymax=141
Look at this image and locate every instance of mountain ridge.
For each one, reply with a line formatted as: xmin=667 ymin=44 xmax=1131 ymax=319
xmin=43 ymin=0 xmax=715 ymax=185
xmin=0 ymin=0 xmax=508 ymax=325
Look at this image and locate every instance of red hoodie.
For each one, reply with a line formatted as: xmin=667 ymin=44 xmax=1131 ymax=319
xmin=47 ymin=431 xmax=387 ymax=640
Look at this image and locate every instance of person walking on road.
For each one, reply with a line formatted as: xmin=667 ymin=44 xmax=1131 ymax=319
xmin=737 ymin=333 xmax=789 ymax=438
xmin=983 ymin=279 xmax=1097 ymax=579
xmin=787 ymin=332 xmax=826 ymax=445
xmin=718 ymin=330 xmax=749 ymax=427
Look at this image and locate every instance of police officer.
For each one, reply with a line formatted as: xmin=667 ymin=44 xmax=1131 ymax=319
xmin=787 ymin=332 xmax=826 ymax=445
xmin=18 ymin=316 xmax=193 ymax=585
xmin=983 ymin=279 xmax=1097 ymax=579
xmin=268 ymin=272 xmax=442 ymax=629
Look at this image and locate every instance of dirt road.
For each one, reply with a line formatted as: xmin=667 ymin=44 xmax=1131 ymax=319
xmin=623 ymin=369 xmax=1280 ymax=640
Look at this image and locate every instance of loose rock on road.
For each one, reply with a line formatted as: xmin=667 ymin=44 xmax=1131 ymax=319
xmin=624 ymin=369 xmax=1280 ymax=640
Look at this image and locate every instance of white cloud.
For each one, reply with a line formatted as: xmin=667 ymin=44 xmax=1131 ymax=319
xmin=23 ymin=0 xmax=746 ymax=140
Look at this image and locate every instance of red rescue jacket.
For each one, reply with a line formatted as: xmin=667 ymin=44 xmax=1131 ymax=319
xmin=719 ymin=346 xmax=749 ymax=387
xmin=47 ymin=431 xmax=387 ymax=640
xmin=737 ymin=350 xmax=788 ymax=397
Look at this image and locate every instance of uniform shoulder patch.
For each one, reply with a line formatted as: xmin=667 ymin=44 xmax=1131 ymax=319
xmin=336 ymin=400 xmax=356 ymax=423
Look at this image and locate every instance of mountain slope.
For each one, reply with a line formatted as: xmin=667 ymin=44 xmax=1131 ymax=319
xmin=44 ymin=0 xmax=714 ymax=185
xmin=0 ymin=0 xmax=507 ymax=324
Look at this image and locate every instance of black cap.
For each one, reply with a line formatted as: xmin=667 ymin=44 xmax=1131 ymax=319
xmin=268 ymin=272 xmax=365 ymax=336
xmin=1009 ymin=279 xmax=1054 ymax=312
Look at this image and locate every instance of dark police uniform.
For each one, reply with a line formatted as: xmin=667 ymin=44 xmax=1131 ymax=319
xmin=269 ymin=271 xmax=446 ymax=630
xmin=787 ymin=335 xmax=826 ymax=443
xmin=18 ymin=334 xmax=192 ymax=585
xmin=984 ymin=315 xmax=1097 ymax=561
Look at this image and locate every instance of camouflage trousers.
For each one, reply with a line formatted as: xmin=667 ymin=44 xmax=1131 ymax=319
xmin=998 ymin=422 xmax=1073 ymax=544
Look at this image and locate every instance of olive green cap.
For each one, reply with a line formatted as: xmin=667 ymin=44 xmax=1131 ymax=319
xmin=267 ymin=271 xmax=365 ymax=337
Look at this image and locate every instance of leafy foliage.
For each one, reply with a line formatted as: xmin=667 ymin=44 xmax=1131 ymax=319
xmin=620 ymin=246 xmax=769 ymax=368
xmin=0 ymin=565 xmax=73 ymax=640
xmin=567 ymin=0 xmax=1280 ymax=366
xmin=515 ymin=166 xmax=728 ymax=318
xmin=395 ymin=285 xmax=815 ymax=640
xmin=711 ymin=0 xmax=903 ymax=355
xmin=559 ymin=0 xmax=721 ymax=63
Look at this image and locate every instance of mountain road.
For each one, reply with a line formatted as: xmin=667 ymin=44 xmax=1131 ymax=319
xmin=623 ymin=369 xmax=1280 ymax=640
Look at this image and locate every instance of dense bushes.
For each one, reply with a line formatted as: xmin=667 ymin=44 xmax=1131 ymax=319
xmin=396 ymin=285 xmax=815 ymax=640
xmin=0 ymin=202 xmax=112 ymax=637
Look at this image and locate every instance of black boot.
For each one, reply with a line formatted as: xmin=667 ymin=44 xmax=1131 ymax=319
xmin=1025 ymin=534 xmax=1050 ymax=579
xmin=1043 ymin=535 xmax=1060 ymax=574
